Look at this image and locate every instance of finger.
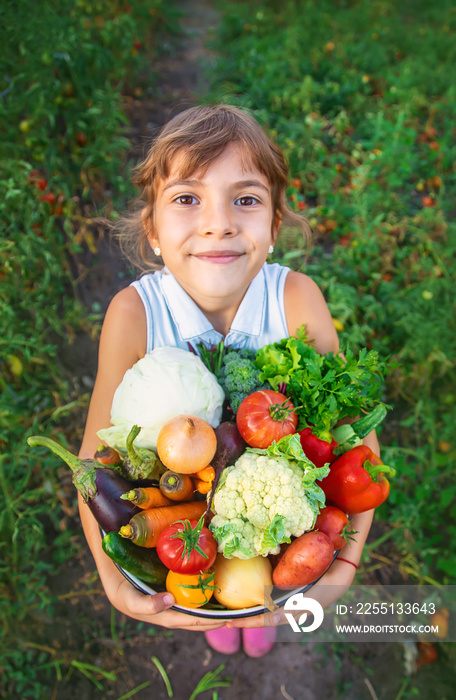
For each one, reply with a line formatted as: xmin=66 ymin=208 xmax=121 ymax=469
xmin=148 ymin=610 xmax=228 ymax=630
xmin=123 ymin=585 xmax=175 ymax=617
xmin=226 ymin=609 xmax=283 ymax=629
xmin=171 ymin=616 xmax=228 ymax=631
xmin=122 ymin=584 xmax=229 ymax=629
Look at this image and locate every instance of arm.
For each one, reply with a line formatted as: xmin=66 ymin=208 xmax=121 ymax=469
xmin=284 ymin=267 xmax=380 ymax=568
xmin=78 ymin=287 xmax=225 ymax=631
xmin=284 ymin=271 xmax=340 ymax=354
xmin=227 ymin=271 xmax=377 ymax=629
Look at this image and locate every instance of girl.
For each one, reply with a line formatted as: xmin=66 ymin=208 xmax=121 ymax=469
xmin=78 ymin=104 xmax=378 ymax=657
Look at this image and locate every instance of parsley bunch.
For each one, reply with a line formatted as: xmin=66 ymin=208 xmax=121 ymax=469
xmin=255 ymin=326 xmax=388 ymax=439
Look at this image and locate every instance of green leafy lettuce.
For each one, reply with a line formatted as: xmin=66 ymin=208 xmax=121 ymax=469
xmin=255 ymin=324 xmax=388 ymax=439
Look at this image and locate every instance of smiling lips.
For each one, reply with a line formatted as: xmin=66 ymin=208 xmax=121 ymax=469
xmin=193 ymin=250 xmax=244 ymax=264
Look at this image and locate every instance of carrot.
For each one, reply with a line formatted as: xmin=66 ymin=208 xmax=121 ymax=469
xmin=119 ymin=501 xmax=206 ymax=547
xmin=120 ymin=487 xmax=173 ymax=509
xmin=194 ymin=465 xmax=215 ymax=482
xmin=194 ymin=479 xmax=213 ymax=495
xmin=159 ymin=471 xmax=195 ymax=501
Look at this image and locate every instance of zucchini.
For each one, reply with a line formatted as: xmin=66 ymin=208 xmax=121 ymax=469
xmin=102 ymin=531 xmax=168 ymax=585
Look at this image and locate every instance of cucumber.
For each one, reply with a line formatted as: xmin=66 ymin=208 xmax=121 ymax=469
xmin=102 ymin=531 xmax=168 ymax=585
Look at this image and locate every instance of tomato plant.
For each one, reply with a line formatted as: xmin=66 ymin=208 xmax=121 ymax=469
xmin=156 ymin=515 xmax=217 ymax=574
xmin=236 ymin=390 xmax=298 ymax=448
xmin=166 ymin=569 xmax=217 ymax=608
xmin=313 ymin=506 xmax=357 ymax=550
xmin=39 ymin=192 xmax=56 ymax=205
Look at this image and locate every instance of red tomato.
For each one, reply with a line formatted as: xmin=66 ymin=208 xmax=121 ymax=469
xmin=28 ymin=169 xmax=41 ymax=183
xmin=40 ymin=192 xmax=56 ymax=205
xmin=76 ymin=131 xmax=88 ymax=147
xmin=314 ymin=506 xmax=355 ymax=550
xmin=156 ymin=516 xmax=217 ymax=575
xmin=236 ymin=390 xmax=298 ymax=448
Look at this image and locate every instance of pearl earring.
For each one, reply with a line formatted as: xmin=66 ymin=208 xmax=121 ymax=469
xmin=154 ymin=246 xmax=161 ymax=256
xmin=268 ymin=245 xmax=274 ymax=254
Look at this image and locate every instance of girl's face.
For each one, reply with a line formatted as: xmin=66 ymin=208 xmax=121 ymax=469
xmin=148 ymin=144 xmax=278 ymax=319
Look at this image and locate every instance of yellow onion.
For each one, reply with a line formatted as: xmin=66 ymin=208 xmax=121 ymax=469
xmin=156 ymin=415 xmax=217 ymax=474
xmin=213 ymin=554 xmax=278 ymax=612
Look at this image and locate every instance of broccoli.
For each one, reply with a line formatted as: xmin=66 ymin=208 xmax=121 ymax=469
xmin=216 ymin=348 xmax=268 ymax=414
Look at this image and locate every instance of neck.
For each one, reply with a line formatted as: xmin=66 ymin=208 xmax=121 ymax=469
xmin=202 ymin=311 xmax=233 ymax=337
xmin=191 ymin=301 xmax=237 ymax=337
xmin=174 ymin=277 xmax=251 ymax=338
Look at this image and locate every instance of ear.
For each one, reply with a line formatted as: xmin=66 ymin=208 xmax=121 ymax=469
xmin=141 ymin=208 xmax=158 ymax=248
xmin=272 ymin=212 xmax=282 ymax=242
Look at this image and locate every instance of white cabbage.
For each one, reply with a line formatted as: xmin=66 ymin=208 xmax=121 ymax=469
xmin=97 ymin=347 xmax=225 ymax=452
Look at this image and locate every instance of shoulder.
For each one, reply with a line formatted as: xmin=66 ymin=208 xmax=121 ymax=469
xmin=100 ymin=285 xmax=147 ymax=364
xmin=284 ymin=270 xmax=339 ymax=355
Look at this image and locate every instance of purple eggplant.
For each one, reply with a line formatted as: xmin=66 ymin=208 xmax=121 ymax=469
xmin=27 ymin=435 xmax=140 ymax=532
xmin=205 ymin=421 xmax=247 ymax=523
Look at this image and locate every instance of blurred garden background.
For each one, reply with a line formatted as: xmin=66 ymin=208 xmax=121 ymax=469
xmin=1 ymin=0 xmax=455 ymax=698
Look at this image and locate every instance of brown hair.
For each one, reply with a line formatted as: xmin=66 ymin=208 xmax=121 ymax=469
xmin=115 ymin=104 xmax=312 ymax=272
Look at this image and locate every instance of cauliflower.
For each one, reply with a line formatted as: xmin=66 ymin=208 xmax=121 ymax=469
xmin=216 ymin=348 xmax=267 ymax=413
xmin=209 ymin=435 xmax=329 ymax=558
xmin=97 ymin=347 xmax=224 ymax=451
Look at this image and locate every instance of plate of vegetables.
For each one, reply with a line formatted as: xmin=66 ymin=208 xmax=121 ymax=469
xmin=27 ymin=330 xmax=395 ymax=619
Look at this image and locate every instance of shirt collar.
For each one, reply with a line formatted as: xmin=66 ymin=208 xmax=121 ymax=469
xmin=160 ymin=265 xmax=266 ymax=342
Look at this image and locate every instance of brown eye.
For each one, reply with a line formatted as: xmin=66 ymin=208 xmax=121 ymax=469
xmin=175 ymin=195 xmax=197 ymax=205
xmin=236 ymin=196 xmax=259 ymax=206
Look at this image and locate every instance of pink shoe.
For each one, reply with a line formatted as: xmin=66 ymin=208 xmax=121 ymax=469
xmin=242 ymin=626 xmax=277 ymax=658
xmin=204 ymin=626 xmax=241 ymax=654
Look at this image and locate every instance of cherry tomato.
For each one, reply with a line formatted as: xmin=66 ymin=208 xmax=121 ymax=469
xmin=166 ymin=569 xmax=216 ymax=608
xmin=236 ymin=390 xmax=298 ymax=448
xmin=314 ymin=506 xmax=356 ymax=550
xmin=29 ymin=169 xmax=41 ymax=183
xmin=417 ymin=642 xmax=438 ymax=668
xmin=40 ymin=192 xmax=56 ymax=205
xmin=76 ymin=131 xmax=88 ymax=147
xmin=156 ymin=516 xmax=217 ymax=575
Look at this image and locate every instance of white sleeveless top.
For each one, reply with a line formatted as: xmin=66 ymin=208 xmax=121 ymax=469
xmin=130 ymin=262 xmax=290 ymax=353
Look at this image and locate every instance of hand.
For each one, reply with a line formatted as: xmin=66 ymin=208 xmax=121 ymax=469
xmin=78 ymin=495 xmax=227 ymax=631
xmin=112 ymin=578 xmax=228 ymax=631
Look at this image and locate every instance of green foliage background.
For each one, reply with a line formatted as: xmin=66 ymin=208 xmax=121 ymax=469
xmin=0 ymin=0 xmax=179 ymax=695
xmin=1 ymin=0 xmax=455 ymax=696
xmin=207 ymin=0 xmax=456 ymax=583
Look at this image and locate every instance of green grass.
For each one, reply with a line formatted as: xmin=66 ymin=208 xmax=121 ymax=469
xmin=0 ymin=1 xmax=180 ymax=696
xmin=2 ymin=0 xmax=455 ymax=695
xmin=208 ymin=0 xmax=456 ymax=583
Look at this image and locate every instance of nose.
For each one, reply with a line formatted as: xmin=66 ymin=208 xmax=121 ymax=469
xmin=200 ymin=199 xmax=237 ymax=237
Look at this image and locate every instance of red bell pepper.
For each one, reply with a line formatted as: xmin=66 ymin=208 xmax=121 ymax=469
xmin=300 ymin=405 xmax=388 ymax=468
xmin=299 ymin=427 xmax=338 ymax=469
xmin=319 ymin=444 xmax=395 ymax=514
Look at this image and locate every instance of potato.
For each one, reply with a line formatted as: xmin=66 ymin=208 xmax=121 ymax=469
xmin=272 ymin=531 xmax=334 ymax=587
xmin=267 ymin=541 xmax=290 ymax=570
